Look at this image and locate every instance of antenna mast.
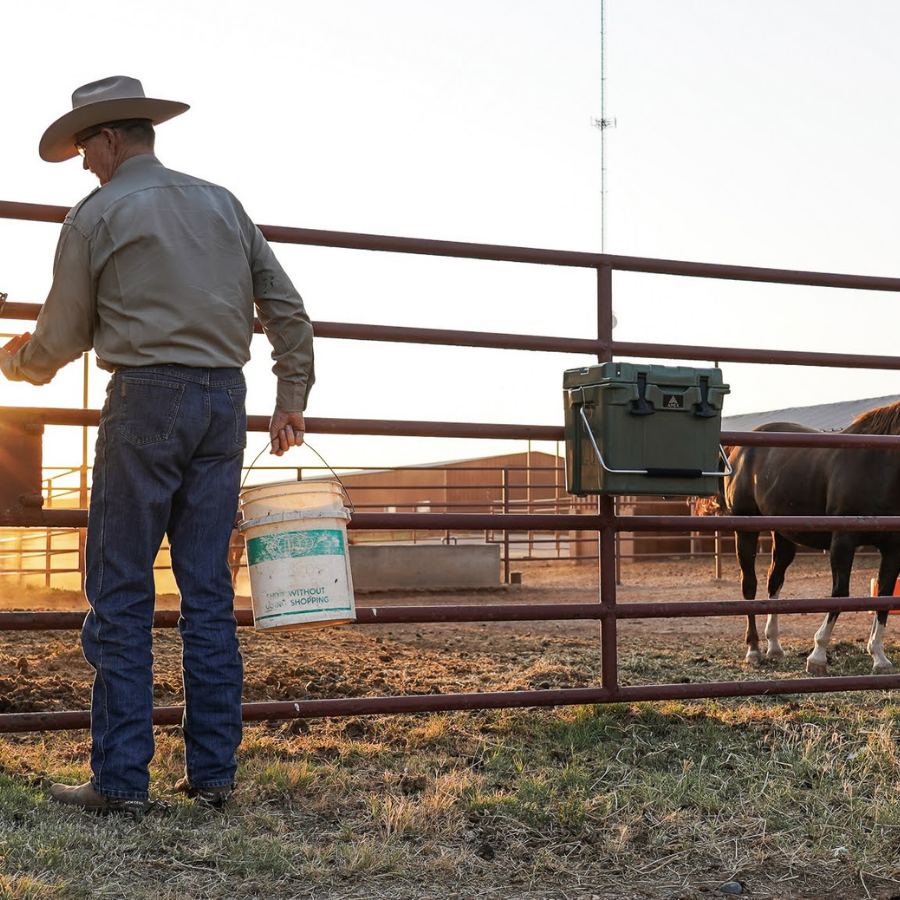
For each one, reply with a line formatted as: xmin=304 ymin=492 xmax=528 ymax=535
xmin=591 ymin=1 xmax=615 ymax=252
xmin=600 ymin=0 xmax=606 ymax=253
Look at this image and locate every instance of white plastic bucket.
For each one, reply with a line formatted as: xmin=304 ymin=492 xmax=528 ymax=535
xmin=240 ymin=479 xmax=345 ymax=520
xmin=238 ymin=482 xmax=355 ymax=631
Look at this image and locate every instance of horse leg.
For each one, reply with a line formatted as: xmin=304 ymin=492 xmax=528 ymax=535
xmin=736 ymin=531 xmax=761 ymax=664
xmin=867 ymin=549 xmax=900 ymax=673
xmin=763 ymin=532 xmax=797 ymax=661
xmin=869 ymin=611 xmax=893 ymax=673
xmin=807 ymin=534 xmax=856 ymax=676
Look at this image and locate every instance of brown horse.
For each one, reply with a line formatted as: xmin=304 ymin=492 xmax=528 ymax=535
xmin=718 ymin=401 xmax=900 ymax=675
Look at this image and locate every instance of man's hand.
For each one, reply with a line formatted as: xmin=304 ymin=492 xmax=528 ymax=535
xmin=1 ymin=332 xmax=31 ymax=358
xmin=269 ymin=409 xmax=305 ymax=456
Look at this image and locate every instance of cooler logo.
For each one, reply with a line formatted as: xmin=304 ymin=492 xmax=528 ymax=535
xmin=663 ymin=393 xmax=684 ymax=409
xmin=247 ymin=528 xmax=346 ymax=565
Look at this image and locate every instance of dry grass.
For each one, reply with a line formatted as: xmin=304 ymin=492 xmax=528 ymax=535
xmin=4 ymin=558 xmax=900 ymax=898
xmin=4 ymin=687 xmax=900 ymax=899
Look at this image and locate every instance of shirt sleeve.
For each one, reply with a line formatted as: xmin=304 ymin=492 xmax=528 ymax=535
xmin=0 ymin=222 xmax=95 ymax=384
xmin=249 ymin=226 xmax=315 ymax=412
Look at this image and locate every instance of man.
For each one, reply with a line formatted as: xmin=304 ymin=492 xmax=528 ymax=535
xmin=0 ymin=76 xmax=314 ymax=815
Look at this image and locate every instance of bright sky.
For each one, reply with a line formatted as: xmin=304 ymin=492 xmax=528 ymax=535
xmin=2 ymin=0 xmax=900 ymax=472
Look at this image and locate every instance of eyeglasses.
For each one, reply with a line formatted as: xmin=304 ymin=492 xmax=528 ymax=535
xmin=75 ymin=122 xmax=120 ymax=156
xmin=74 ymin=127 xmax=110 ymax=157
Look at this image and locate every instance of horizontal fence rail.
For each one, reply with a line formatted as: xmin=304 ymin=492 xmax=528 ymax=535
xmin=3 ymin=671 xmax=900 ymax=734
xmin=9 ymin=406 xmax=900 ymax=451
xmin=18 ymin=510 xmax=900 ymax=532
xmin=3 ymin=593 xmax=899 ymax=633
xmin=7 ymin=306 xmax=900 ymax=373
xmin=6 ymin=198 xmax=900 ymax=289
xmin=5 ymin=199 xmax=900 ymax=733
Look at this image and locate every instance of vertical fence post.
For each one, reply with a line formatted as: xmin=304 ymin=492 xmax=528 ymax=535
xmin=502 ymin=468 xmax=511 ymax=584
xmin=79 ymin=352 xmax=89 ymax=586
xmin=599 ymin=494 xmax=618 ymax=689
xmin=43 ymin=474 xmax=52 ymax=588
xmin=555 ymin=452 xmax=563 ymax=559
xmin=596 ymin=263 xmax=617 ymax=688
xmin=526 ymin=442 xmax=534 ymax=558
xmin=15 ymin=530 xmax=24 ymax=586
xmin=614 ymin=495 xmax=622 ymax=585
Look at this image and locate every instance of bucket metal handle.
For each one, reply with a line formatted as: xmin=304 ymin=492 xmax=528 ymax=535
xmin=299 ymin=441 xmax=355 ymax=513
xmin=240 ymin=438 xmax=355 ymax=514
xmin=578 ymin=405 xmax=732 ymax=479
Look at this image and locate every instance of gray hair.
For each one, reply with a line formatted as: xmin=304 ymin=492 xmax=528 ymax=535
xmin=102 ymin=118 xmax=155 ymax=147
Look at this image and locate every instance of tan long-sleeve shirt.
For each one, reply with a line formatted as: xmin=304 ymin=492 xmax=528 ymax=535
xmin=1 ymin=153 xmax=314 ymax=411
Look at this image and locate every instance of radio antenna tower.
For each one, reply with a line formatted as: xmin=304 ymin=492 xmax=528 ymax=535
xmin=591 ymin=0 xmax=615 ymax=253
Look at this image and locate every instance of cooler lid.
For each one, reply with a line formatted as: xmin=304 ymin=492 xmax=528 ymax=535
xmin=563 ymin=361 xmax=726 ymax=390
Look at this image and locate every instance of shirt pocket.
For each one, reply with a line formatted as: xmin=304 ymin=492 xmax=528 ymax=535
xmin=116 ymin=376 xmax=186 ymax=446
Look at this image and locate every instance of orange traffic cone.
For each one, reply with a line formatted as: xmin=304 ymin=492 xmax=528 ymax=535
xmin=870 ymin=577 xmax=900 ymax=613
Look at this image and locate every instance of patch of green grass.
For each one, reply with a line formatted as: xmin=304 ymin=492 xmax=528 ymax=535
xmin=8 ymin=692 xmax=900 ymax=898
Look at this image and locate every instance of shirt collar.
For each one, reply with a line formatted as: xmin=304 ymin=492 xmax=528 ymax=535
xmin=109 ymin=152 xmax=163 ymax=181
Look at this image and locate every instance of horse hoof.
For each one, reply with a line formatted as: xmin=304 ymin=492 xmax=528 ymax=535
xmin=874 ymin=663 xmax=895 ymax=675
xmin=806 ymin=660 xmax=828 ymax=677
xmin=766 ymin=649 xmax=785 ymax=661
xmin=744 ymin=651 xmax=762 ymax=666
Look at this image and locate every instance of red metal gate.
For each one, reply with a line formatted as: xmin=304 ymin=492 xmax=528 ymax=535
xmin=4 ymin=198 xmax=900 ymax=733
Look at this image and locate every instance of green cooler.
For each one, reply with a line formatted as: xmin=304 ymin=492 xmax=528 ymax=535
xmin=563 ymin=362 xmax=729 ymax=496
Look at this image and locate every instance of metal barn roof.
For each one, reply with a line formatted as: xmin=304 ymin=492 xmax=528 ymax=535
xmin=722 ymin=395 xmax=900 ymax=433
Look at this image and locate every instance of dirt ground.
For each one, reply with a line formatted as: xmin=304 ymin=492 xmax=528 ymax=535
xmin=0 ymin=553 xmax=890 ymax=716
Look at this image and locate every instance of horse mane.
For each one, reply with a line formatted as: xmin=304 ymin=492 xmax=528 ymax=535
xmin=843 ymin=400 xmax=900 ymax=436
xmin=692 ymin=495 xmax=720 ymax=515
xmin=691 ymin=444 xmax=735 ymax=516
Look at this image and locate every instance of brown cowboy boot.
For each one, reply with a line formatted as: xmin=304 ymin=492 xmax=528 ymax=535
xmin=48 ymin=781 xmax=156 ymax=818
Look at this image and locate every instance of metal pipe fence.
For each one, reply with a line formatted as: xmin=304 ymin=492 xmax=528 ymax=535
xmin=0 ymin=464 xmax=839 ymax=583
xmin=0 ymin=463 xmax=614 ymax=581
xmin=3 ymin=199 xmax=900 ymax=733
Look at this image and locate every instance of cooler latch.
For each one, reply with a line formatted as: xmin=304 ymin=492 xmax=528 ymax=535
xmin=693 ymin=375 xmax=717 ymax=419
xmin=629 ymin=371 xmax=654 ymax=416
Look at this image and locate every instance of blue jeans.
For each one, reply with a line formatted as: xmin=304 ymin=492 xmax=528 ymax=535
xmin=83 ymin=365 xmax=246 ymax=800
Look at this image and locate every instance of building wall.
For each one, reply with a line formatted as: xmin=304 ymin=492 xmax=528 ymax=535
xmin=335 ymin=451 xmax=566 ymax=514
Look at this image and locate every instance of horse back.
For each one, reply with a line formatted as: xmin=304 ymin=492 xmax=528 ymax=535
xmin=726 ymin=419 xmax=900 ymax=518
xmin=724 ymin=422 xmax=824 ymax=517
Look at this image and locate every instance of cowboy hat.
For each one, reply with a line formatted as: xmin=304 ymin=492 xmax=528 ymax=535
xmin=40 ymin=75 xmax=190 ymax=163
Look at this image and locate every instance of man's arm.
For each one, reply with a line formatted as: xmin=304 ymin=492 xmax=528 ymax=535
xmin=0 ymin=225 xmax=95 ymax=384
xmin=249 ymin=226 xmax=315 ymax=415
xmin=246 ymin=222 xmax=315 ymax=456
